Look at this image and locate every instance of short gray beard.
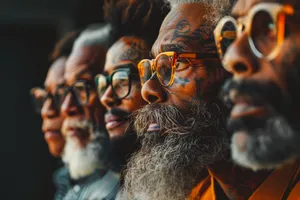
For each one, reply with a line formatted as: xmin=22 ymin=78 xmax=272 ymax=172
xmin=62 ymin=120 xmax=110 ymax=180
xmin=123 ymin=103 xmax=229 ymax=200
xmin=231 ymin=115 xmax=300 ymax=171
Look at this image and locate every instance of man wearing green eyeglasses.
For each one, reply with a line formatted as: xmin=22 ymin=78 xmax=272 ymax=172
xmin=122 ymin=0 xmax=281 ymax=200
xmin=95 ymin=2 xmax=168 ymax=186
xmin=215 ymin=0 xmax=300 ymax=198
xmin=97 ymin=36 xmax=148 ymax=152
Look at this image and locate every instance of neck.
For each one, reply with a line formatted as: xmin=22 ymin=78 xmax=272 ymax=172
xmin=208 ymin=159 xmax=272 ymax=199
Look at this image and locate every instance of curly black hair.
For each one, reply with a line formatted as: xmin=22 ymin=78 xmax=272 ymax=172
xmin=104 ymin=0 xmax=170 ymax=45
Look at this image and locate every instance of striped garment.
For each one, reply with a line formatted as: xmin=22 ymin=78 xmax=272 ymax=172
xmin=53 ymin=167 xmax=120 ymax=200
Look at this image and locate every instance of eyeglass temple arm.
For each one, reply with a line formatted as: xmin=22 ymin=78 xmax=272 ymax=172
xmin=178 ymin=53 xmax=219 ymax=59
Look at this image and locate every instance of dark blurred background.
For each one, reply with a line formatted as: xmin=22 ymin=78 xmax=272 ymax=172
xmin=0 ymin=1 xmax=104 ymax=199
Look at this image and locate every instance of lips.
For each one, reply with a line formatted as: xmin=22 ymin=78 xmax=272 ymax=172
xmin=65 ymin=128 xmax=89 ymax=140
xmin=231 ymin=103 xmax=267 ymax=119
xmin=229 ymin=90 xmax=269 ymax=119
xmin=44 ymin=130 xmax=62 ymax=141
xmin=105 ymin=113 xmax=127 ymax=130
xmin=147 ymin=123 xmax=161 ymax=132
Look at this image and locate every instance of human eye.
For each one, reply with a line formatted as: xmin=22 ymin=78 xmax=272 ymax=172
xmin=175 ymin=58 xmax=191 ymax=71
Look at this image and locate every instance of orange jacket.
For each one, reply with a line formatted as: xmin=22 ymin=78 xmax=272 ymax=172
xmin=189 ymin=160 xmax=300 ymax=200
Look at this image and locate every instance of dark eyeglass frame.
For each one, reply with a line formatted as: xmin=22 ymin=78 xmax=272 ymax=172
xmin=138 ymin=51 xmax=219 ymax=87
xmin=30 ymin=87 xmax=60 ymax=113
xmin=95 ymin=67 xmax=139 ymax=100
xmin=55 ymin=79 xmax=94 ymax=107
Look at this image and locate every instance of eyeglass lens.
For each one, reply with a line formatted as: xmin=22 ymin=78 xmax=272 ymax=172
xmin=72 ymin=81 xmax=89 ymax=105
xmin=139 ymin=60 xmax=152 ymax=85
xmin=251 ymin=10 xmax=277 ymax=56
xmin=156 ymin=54 xmax=173 ymax=86
xmin=220 ymin=21 xmax=237 ymax=57
xmin=31 ymin=88 xmax=48 ymax=113
xmin=112 ymin=71 xmax=130 ymax=99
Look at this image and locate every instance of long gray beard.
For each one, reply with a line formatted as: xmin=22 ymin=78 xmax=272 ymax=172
xmin=123 ymin=103 xmax=229 ymax=200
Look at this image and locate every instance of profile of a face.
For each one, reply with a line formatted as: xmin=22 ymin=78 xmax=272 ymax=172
xmin=60 ymin=45 xmax=107 ymax=179
xmin=99 ymin=36 xmax=147 ymax=141
xmin=218 ymin=0 xmax=300 ymax=170
xmin=61 ymin=46 xmax=106 ymax=148
xmin=39 ymin=57 xmax=66 ymax=157
xmin=124 ymin=4 xmax=229 ymax=200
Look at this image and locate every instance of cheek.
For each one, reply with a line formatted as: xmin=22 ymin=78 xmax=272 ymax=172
xmin=271 ymin=37 xmax=300 ymax=87
xmin=85 ymin=92 xmax=105 ymax=123
xmin=122 ymin=83 xmax=146 ymax=112
xmin=171 ymin=67 xmax=225 ymax=102
xmin=172 ymin=67 xmax=209 ymax=97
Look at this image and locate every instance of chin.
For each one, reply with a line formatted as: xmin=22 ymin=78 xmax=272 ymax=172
xmin=108 ymin=124 xmax=130 ymax=140
xmin=230 ymin=115 xmax=300 ymax=171
xmin=48 ymin=143 xmax=64 ymax=157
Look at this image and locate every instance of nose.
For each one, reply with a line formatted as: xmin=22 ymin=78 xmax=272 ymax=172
xmin=100 ymin=86 xmax=120 ymax=109
xmin=61 ymin=93 xmax=80 ymax=117
xmin=223 ymin=32 xmax=259 ymax=78
xmin=41 ymin=98 xmax=57 ymax=119
xmin=141 ymin=73 xmax=167 ymax=104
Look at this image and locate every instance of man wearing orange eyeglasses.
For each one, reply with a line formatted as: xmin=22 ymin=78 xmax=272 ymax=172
xmin=214 ymin=0 xmax=300 ymax=199
xmin=123 ymin=0 xmax=281 ymax=199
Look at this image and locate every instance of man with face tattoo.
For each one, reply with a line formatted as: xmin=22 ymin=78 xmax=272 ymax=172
xmin=96 ymin=0 xmax=169 ymax=171
xmin=122 ymin=0 xmax=282 ymax=199
xmin=214 ymin=0 xmax=300 ymax=198
xmin=57 ymin=24 xmax=120 ymax=200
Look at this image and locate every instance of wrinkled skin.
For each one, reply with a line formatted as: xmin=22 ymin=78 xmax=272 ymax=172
xmin=61 ymin=45 xmax=106 ymax=148
xmin=222 ymin=0 xmax=300 ymax=170
xmin=123 ymin=4 xmax=231 ymax=200
xmin=42 ymin=57 xmax=66 ymax=157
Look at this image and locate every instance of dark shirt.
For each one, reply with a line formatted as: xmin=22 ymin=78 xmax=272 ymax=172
xmin=53 ymin=167 xmax=120 ymax=200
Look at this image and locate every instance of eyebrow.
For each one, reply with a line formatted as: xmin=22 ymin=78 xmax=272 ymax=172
xmin=161 ymin=44 xmax=187 ymax=53
xmin=75 ymin=69 xmax=93 ymax=80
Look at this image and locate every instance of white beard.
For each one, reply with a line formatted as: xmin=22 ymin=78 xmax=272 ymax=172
xmin=62 ymin=135 xmax=103 ymax=180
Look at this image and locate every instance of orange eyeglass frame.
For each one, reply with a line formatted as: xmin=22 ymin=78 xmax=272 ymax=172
xmin=138 ymin=51 xmax=218 ymax=86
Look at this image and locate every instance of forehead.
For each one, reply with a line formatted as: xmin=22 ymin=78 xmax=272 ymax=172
xmin=152 ymin=3 xmax=215 ymax=56
xmin=232 ymin=0 xmax=292 ymax=16
xmin=104 ymin=36 xmax=149 ymax=74
xmin=65 ymin=46 xmax=105 ymax=83
xmin=45 ymin=57 xmax=66 ymax=87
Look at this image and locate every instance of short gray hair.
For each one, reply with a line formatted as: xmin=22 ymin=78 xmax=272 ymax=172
xmin=72 ymin=23 xmax=113 ymax=51
xmin=166 ymin=0 xmax=234 ymax=25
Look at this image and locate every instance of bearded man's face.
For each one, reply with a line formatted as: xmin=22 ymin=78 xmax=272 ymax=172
xmin=123 ymin=3 xmax=230 ymax=200
xmin=62 ymin=121 xmax=110 ymax=180
xmin=60 ymin=45 xmax=108 ymax=179
xmin=219 ymin=0 xmax=300 ymax=171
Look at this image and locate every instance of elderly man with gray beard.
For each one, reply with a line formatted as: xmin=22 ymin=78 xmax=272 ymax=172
xmin=56 ymin=24 xmax=120 ymax=200
xmin=123 ymin=0 xmax=278 ymax=199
